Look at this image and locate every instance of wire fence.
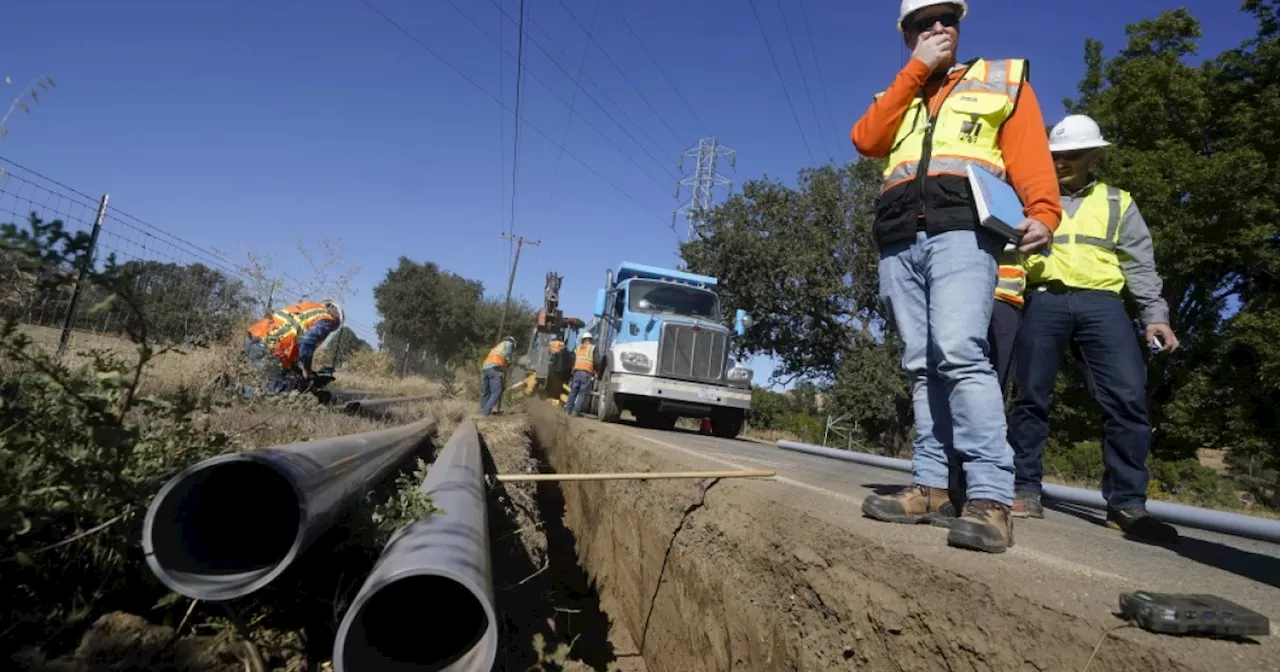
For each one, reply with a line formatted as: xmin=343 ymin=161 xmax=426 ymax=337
xmin=0 ymin=158 xmax=377 ymax=355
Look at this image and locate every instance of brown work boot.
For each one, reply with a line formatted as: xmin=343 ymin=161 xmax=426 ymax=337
xmin=947 ymin=500 xmax=1014 ymax=553
xmin=861 ymin=484 xmax=951 ymax=525
xmin=1011 ymin=491 xmax=1044 ymax=519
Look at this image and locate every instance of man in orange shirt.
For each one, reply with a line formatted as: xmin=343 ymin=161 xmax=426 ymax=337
xmin=851 ymin=0 xmax=1062 ymax=553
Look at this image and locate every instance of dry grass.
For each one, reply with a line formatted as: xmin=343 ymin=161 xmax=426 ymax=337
xmin=333 ymin=348 xmax=440 ymax=397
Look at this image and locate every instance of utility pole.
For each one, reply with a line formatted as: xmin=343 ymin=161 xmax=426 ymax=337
xmin=673 ymin=137 xmax=736 ymax=242
xmin=497 ymin=233 xmax=540 ymax=340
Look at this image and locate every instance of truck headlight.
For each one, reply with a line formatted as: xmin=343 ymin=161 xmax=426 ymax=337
xmin=619 ymin=351 xmax=651 ymax=372
xmin=727 ymin=366 xmax=752 ymax=386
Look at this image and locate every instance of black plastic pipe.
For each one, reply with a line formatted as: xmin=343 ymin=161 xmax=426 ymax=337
xmin=343 ymin=395 xmax=433 ymax=416
xmin=141 ymin=416 xmax=436 ymax=601
xmin=334 ymin=418 xmax=497 ymax=672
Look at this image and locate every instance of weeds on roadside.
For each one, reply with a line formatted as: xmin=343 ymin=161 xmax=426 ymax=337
xmin=0 ymin=214 xmax=235 ymax=656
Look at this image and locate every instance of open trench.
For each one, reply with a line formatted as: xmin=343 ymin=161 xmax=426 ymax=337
xmin=523 ymin=400 xmax=1203 ymax=672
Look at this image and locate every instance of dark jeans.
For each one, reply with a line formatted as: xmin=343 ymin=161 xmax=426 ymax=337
xmin=949 ymin=299 xmax=1022 ymax=501
xmin=243 ymin=336 xmax=295 ymax=395
xmin=565 ymin=370 xmax=594 ymax=415
xmin=479 ymin=367 xmax=504 ymax=415
xmin=1010 ymin=287 xmax=1152 ymax=510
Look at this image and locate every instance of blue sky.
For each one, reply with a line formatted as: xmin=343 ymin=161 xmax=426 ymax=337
xmin=1 ymin=0 xmax=1257 ymax=386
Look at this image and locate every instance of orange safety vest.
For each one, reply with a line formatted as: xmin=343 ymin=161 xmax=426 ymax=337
xmin=994 ymin=263 xmax=1026 ymax=308
xmin=549 ymin=340 xmax=565 ymax=355
xmin=573 ymin=343 xmax=596 ymax=374
xmin=246 ymin=301 xmax=337 ymax=369
xmin=483 ymin=342 xmax=510 ymax=370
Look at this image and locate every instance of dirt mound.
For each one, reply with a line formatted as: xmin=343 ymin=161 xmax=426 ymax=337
xmin=12 ymin=613 xmax=246 ymax=672
xmin=529 ymin=401 xmax=1197 ymax=672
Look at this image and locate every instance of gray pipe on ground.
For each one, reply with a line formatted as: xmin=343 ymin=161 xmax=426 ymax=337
xmin=142 ymin=416 xmax=437 ymax=601
xmin=776 ymin=439 xmax=1280 ymax=545
xmin=344 ymin=395 xmax=433 ymax=415
xmin=334 ymin=418 xmax=497 ymax=672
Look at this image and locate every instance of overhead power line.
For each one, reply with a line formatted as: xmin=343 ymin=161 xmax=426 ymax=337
xmin=747 ymin=0 xmax=816 ymax=165
xmin=446 ymin=0 xmax=676 ymax=188
xmin=509 ymin=0 xmax=528 ymax=241
xmin=355 ymin=0 xmax=670 ymax=225
xmin=549 ymin=0 xmax=688 ymax=146
xmin=797 ymin=0 xmax=849 ymax=161
xmin=773 ymin=0 xmax=833 ymax=160
xmin=605 ymin=0 xmax=712 ymax=138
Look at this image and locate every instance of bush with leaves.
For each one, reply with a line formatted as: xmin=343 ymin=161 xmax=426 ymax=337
xmin=0 ymin=214 xmax=240 ymax=656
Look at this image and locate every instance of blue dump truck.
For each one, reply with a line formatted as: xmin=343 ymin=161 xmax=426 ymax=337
xmin=583 ymin=261 xmax=754 ymax=438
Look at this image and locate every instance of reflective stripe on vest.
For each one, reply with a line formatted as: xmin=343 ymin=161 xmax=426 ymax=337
xmin=1025 ymin=184 xmax=1131 ymax=294
xmin=484 ymin=343 xmax=509 ymax=369
xmin=573 ymin=344 xmax=596 ymax=374
xmin=881 ymin=58 xmax=1027 ymax=193
xmin=994 ymin=248 xmax=1026 ymax=307
xmin=247 ymin=301 xmax=334 ymax=369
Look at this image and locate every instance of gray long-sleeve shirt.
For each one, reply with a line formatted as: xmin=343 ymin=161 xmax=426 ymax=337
xmin=1059 ymin=181 xmax=1171 ymax=326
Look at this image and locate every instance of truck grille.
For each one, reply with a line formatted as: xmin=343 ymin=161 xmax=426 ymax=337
xmin=657 ymin=322 xmax=727 ymax=383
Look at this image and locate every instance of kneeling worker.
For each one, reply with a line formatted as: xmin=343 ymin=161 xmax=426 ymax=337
xmin=244 ymin=299 xmax=343 ymax=394
xmin=565 ymin=333 xmax=598 ymax=417
xmin=1009 ymin=114 xmax=1180 ymax=543
xmin=480 ymin=335 xmax=516 ymax=416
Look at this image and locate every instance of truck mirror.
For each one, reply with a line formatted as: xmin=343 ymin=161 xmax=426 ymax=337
xmin=735 ymin=309 xmax=751 ymax=336
xmin=593 ymin=289 xmax=607 ymax=317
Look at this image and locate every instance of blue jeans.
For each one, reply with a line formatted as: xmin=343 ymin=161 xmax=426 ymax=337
xmin=479 ymin=367 xmax=504 ymax=415
xmin=566 ymin=370 xmax=594 ymax=415
xmin=243 ymin=336 xmax=295 ymax=395
xmin=879 ymin=230 xmax=1013 ymax=505
xmin=1010 ymin=287 xmax=1151 ymax=509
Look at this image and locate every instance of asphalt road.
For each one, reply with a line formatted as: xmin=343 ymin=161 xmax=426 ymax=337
xmin=601 ymin=420 xmax=1280 ymax=671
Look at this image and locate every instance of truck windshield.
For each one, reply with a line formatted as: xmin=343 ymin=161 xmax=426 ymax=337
xmin=628 ymin=280 xmax=720 ymax=319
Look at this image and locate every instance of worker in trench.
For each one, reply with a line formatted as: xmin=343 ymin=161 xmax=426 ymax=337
xmin=851 ymin=0 xmax=1062 ymax=553
xmin=564 ymin=333 xmax=598 ymax=417
xmin=242 ymin=299 xmax=343 ymax=395
xmin=480 ymin=335 xmax=516 ymax=416
xmin=1006 ymin=114 xmax=1181 ymax=544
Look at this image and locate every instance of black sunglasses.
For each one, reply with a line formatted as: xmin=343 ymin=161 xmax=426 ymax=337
xmin=906 ymin=12 xmax=960 ymax=34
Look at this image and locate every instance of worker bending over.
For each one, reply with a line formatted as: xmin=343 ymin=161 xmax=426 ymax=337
xmin=565 ymin=333 xmax=598 ymax=417
xmin=1010 ymin=114 xmax=1180 ymax=544
xmin=243 ymin=299 xmax=342 ymax=395
xmin=851 ymin=0 xmax=1061 ymax=554
xmin=480 ymin=335 xmax=515 ymax=416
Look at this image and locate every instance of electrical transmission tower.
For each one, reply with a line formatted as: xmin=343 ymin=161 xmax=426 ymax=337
xmin=672 ymin=137 xmax=736 ymax=241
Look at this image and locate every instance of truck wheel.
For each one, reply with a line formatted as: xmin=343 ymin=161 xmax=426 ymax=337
xmin=710 ymin=409 xmax=745 ymax=439
xmin=597 ymin=369 xmax=621 ymax=423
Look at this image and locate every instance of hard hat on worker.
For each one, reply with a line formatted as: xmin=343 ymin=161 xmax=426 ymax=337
xmin=1048 ymin=115 xmax=1111 ymax=153
xmin=898 ymin=0 xmax=967 ymax=32
xmin=580 ymin=333 xmax=593 ymax=341
xmin=503 ymin=335 xmax=515 ymax=343
xmin=321 ymin=298 xmax=343 ymax=325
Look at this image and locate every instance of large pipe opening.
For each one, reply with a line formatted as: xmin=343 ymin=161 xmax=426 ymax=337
xmin=341 ymin=575 xmax=494 ymax=672
xmin=147 ymin=459 xmax=301 ymax=598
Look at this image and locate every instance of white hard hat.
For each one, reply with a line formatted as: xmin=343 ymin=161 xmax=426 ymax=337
xmin=580 ymin=333 xmax=593 ymax=340
xmin=321 ymin=298 xmax=343 ymax=324
xmin=1049 ymin=115 xmax=1111 ymax=152
xmin=898 ymin=0 xmax=967 ymax=32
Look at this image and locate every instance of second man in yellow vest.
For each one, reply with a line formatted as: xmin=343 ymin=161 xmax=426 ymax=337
xmin=1009 ymin=115 xmax=1180 ymax=544
xmin=480 ymin=335 xmax=515 ymax=416
xmin=565 ymin=333 xmax=598 ymax=417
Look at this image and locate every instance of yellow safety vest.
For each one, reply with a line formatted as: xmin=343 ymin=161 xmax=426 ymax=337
xmin=483 ymin=342 xmax=510 ymax=370
xmin=573 ymin=343 xmax=596 ymax=374
xmin=881 ymin=58 xmax=1027 ymax=194
xmin=994 ymin=249 xmax=1026 ymax=308
xmin=246 ymin=301 xmax=337 ymax=369
xmin=1024 ymin=183 xmax=1131 ymax=294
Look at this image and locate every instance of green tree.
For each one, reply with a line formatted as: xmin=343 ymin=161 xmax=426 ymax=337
xmin=373 ymin=258 xmax=487 ymax=366
xmin=1062 ymin=5 xmax=1280 ymax=484
xmin=322 ymin=326 xmax=371 ymax=368
xmin=681 ymin=160 xmax=912 ymax=452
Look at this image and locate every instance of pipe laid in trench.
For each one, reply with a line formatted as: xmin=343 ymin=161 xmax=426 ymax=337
xmin=334 ymin=418 xmax=497 ymax=672
xmin=776 ymin=439 xmax=1280 ymax=545
xmin=343 ymin=395 xmax=433 ymax=416
xmin=142 ymin=416 xmax=437 ymax=601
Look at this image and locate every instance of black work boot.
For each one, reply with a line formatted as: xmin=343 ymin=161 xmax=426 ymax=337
xmin=1107 ymin=507 xmax=1178 ymax=544
xmin=947 ymin=500 xmax=1014 ymax=553
xmin=861 ymin=484 xmax=951 ymax=525
xmin=1011 ymin=491 xmax=1044 ymax=519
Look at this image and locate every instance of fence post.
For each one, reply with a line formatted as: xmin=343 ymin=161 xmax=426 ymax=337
xmin=57 ymin=194 xmax=109 ymax=359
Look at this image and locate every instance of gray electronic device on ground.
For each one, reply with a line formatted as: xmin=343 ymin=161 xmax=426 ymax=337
xmin=1119 ymin=591 xmax=1270 ymax=637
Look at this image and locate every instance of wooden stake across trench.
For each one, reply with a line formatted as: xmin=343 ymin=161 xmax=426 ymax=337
xmin=495 ymin=469 xmax=775 ymax=483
